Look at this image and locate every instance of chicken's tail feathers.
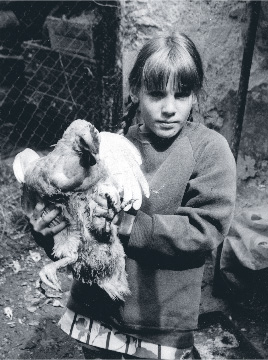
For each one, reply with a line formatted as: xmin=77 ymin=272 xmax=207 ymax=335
xmin=13 ymin=148 xmax=40 ymax=183
xmin=98 ymin=273 xmax=131 ymax=301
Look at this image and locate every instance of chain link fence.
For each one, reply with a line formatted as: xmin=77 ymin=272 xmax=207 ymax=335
xmin=0 ymin=1 xmax=123 ymax=158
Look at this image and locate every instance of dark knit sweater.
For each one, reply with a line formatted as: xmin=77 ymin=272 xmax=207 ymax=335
xmin=39 ymin=121 xmax=236 ymax=348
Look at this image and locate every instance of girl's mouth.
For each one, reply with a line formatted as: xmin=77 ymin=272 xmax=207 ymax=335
xmin=157 ymin=121 xmax=178 ymax=128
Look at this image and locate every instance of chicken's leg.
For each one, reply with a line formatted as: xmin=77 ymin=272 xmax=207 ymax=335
xmin=39 ymin=254 xmax=78 ymax=291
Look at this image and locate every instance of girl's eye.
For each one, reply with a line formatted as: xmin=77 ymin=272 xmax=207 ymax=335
xmin=148 ymin=91 xmax=165 ymax=98
xmin=175 ymin=91 xmax=191 ymax=99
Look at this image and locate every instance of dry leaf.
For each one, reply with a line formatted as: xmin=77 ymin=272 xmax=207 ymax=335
xmin=30 ymin=298 xmax=41 ymax=306
xmin=26 ymin=306 xmax=38 ymax=313
xmin=12 ymin=260 xmax=21 ymax=273
xmin=29 ymin=250 xmax=41 ymax=263
xmin=29 ymin=320 xmax=40 ymax=326
xmin=52 ymin=300 xmax=64 ymax=308
xmin=4 ymin=307 xmax=13 ymax=320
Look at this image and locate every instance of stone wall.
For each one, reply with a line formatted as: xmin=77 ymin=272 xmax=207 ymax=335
xmin=120 ymin=0 xmax=268 ymax=187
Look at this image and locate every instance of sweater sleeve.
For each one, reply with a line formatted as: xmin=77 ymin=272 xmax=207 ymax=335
xmin=127 ymin=136 xmax=236 ymax=256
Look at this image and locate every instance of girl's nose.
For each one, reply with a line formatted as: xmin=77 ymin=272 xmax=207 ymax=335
xmin=162 ymin=96 xmax=176 ymax=117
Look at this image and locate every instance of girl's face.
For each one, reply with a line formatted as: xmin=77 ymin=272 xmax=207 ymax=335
xmin=137 ymin=77 xmax=195 ymax=138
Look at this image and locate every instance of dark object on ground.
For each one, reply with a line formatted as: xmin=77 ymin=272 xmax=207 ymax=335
xmin=196 ymin=311 xmax=263 ymax=359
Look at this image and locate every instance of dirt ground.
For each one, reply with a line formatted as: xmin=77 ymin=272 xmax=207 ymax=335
xmin=2 ymin=239 xmax=268 ymax=360
xmin=0 ymin=234 xmax=84 ymax=359
xmin=1 ymin=158 xmax=268 ymax=359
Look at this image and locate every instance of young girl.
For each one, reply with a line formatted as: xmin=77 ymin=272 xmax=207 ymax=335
xmin=29 ymin=32 xmax=236 ymax=359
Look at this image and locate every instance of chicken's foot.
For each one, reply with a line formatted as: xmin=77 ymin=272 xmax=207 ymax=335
xmin=39 ymin=254 xmax=78 ymax=291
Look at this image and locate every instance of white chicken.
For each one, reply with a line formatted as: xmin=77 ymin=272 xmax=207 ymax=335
xmin=13 ymin=119 xmax=149 ymax=301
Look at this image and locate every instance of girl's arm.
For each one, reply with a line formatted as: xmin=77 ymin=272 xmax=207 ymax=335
xmin=126 ymin=137 xmax=236 ymax=257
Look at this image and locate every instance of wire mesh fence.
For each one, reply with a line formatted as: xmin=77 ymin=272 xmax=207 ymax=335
xmin=0 ymin=1 xmax=123 ymax=158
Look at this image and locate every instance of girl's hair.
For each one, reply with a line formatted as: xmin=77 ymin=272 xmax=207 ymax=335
xmin=122 ymin=32 xmax=204 ymax=134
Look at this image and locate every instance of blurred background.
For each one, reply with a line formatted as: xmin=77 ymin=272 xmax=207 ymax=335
xmin=0 ymin=0 xmax=122 ymax=154
xmin=0 ymin=0 xmax=268 ymax=194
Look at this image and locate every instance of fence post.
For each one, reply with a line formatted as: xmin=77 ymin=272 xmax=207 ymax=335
xmin=212 ymin=1 xmax=261 ymax=298
xmin=230 ymin=1 xmax=261 ymax=161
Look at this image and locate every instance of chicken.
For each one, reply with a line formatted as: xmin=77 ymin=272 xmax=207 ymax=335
xmin=13 ymin=119 xmax=149 ymax=301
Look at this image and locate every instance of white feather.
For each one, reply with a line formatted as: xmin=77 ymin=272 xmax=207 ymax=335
xmin=13 ymin=148 xmax=40 ymax=183
xmin=99 ymin=132 xmax=150 ymax=211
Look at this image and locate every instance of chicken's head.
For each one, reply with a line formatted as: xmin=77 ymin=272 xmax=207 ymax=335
xmin=63 ymin=119 xmax=100 ymax=166
xmin=48 ymin=119 xmax=104 ymax=193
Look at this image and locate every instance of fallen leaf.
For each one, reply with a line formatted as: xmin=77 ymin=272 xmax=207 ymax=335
xmin=43 ymin=299 xmax=52 ymax=306
xmin=12 ymin=260 xmax=21 ymax=273
xmin=29 ymin=250 xmax=41 ymax=263
xmin=24 ymin=293 xmax=39 ymax=303
xmin=45 ymin=291 xmax=62 ymax=299
xmin=52 ymin=299 xmax=64 ymax=307
xmin=4 ymin=307 xmax=13 ymax=320
xmin=26 ymin=306 xmax=38 ymax=313
xmin=30 ymin=298 xmax=41 ymax=306
xmin=39 ymin=282 xmax=63 ymax=298
xmin=29 ymin=320 xmax=39 ymax=326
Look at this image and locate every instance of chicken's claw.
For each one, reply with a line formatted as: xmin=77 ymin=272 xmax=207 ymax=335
xmin=39 ymin=264 xmax=62 ymax=292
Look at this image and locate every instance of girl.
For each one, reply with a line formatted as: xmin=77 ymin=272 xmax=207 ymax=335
xmin=29 ymin=32 xmax=236 ymax=359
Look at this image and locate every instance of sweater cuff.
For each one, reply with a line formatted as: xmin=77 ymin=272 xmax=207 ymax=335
xmin=128 ymin=210 xmax=153 ymax=249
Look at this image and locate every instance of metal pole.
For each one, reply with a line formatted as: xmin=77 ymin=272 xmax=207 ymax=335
xmin=212 ymin=1 xmax=261 ymax=298
xmin=230 ymin=1 xmax=261 ymax=162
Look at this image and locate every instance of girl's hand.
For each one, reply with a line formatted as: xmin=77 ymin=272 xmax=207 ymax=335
xmin=90 ymin=193 xmax=115 ymax=220
xmin=90 ymin=191 xmax=136 ymax=235
xmin=90 ymin=192 xmax=118 ymax=234
xmin=29 ymin=202 xmax=67 ymax=237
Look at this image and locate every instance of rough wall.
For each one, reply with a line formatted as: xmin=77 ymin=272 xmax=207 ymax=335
xmin=120 ymin=0 xmax=268 ymax=187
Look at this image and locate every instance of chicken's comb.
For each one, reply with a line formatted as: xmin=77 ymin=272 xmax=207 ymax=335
xmin=88 ymin=121 xmax=100 ymax=155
